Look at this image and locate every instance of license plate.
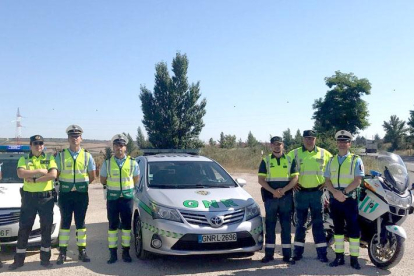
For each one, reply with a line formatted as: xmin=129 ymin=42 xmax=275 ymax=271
xmin=198 ymin=233 xmax=237 ymax=243
xmin=0 ymin=228 xmax=12 ymax=237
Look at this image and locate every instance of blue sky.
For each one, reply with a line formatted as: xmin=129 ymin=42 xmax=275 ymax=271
xmin=1 ymin=0 xmax=413 ymax=143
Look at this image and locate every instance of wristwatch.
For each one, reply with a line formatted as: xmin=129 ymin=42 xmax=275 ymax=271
xmin=342 ymin=189 xmax=347 ymax=195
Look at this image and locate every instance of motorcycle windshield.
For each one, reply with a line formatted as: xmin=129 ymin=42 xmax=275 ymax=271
xmin=373 ymin=152 xmax=409 ymax=193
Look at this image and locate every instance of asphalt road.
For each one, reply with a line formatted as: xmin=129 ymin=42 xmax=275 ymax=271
xmin=1 ymin=164 xmax=414 ymax=276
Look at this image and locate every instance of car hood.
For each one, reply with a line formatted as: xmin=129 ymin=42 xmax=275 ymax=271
xmin=0 ymin=183 xmax=23 ymax=208
xmin=146 ymin=187 xmax=256 ymax=211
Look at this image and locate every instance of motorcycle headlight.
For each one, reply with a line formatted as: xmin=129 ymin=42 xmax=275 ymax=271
xmin=151 ymin=203 xmax=182 ymax=223
xmin=245 ymin=203 xmax=261 ymax=220
xmin=385 ymin=190 xmax=411 ymax=208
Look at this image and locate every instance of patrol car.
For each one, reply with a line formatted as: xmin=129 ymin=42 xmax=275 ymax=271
xmin=0 ymin=145 xmax=61 ymax=247
xmin=133 ymin=150 xmax=263 ymax=258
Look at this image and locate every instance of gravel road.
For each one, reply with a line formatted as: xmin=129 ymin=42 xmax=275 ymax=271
xmin=1 ymin=168 xmax=414 ymax=276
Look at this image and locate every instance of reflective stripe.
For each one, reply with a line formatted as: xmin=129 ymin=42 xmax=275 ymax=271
xmin=40 ymin=246 xmax=51 ymax=252
xmin=59 ymin=229 xmax=70 ymax=247
xmin=294 ymin=149 xmax=300 ymax=172
xmin=300 ymin=171 xmax=324 ymax=176
xmin=294 ymin=242 xmax=305 ymax=247
xmin=107 ymin=176 xmax=133 ymax=183
xmin=107 ymin=184 xmax=134 ymax=191
xmin=77 ymin=228 xmax=87 ymax=246
xmin=282 ymin=244 xmax=291 ymax=248
xmin=265 ymin=177 xmax=290 ymax=182
xmin=16 ymin=248 xmax=26 ymax=254
xmin=265 ymin=244 xmax=275 ymax=248
xmin=349 ymin=237 xmax=360 ymax=256
xmin=315 ymin=242 xmax=327 ymax=248
xmin=108 ymin=230 xmax=118 ymax=248
xmin=121 ymin=229 xmax=131 ymax=247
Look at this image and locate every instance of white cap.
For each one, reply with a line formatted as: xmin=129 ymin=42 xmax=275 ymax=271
xmin=335 ymin=130 xmax=353 ymax=141
xmin=111 ymin=134 xmax=128 ymax=144
xmin=66 ymin=124 xmax=83 ymax=135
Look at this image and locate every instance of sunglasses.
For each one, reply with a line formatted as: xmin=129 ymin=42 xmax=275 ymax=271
xmin=114 ymin=143 xmax=126 ymax=147
xmin=32 ymin=141 xmax=44 ymax=146
xmin=70 ymin=135 xmax=81 ymax=139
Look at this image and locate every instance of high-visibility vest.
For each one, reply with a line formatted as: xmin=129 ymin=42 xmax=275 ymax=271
xmin=58 ymin=149 xmax=90 ymax=193
xmin=19 ymin=153 xmax=55 ymax=192
xmin=328 ymin=153 xmax=358 ymax=189
xmin=289 ymin=147 xmax=332 ymax=188
xmin=106 ymin=156 xmax=135 ymax=200
xmin=259 ymin=154 xmax=293 ymax=183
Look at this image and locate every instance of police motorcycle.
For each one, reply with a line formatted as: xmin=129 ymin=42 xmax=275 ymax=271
xmin=324 ymin=152 xmax=414 ymax=269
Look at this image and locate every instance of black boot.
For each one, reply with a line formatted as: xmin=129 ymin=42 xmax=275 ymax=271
xmin=8 ymin=253 xmax=25 ymax=271
xmin=56 ymin=247 xmax=67 ymax=265
xmin=122 ymin=247 xmax=132 ymax=263
xmin=329 ymin=253 xmax=345 ymax=267
xmin=107 ymin=248 xmax=117 ymax=264
xmin=261 ymin=255 xmax=274 ymax=263
xmin=78 ymin=247 xmax=91 ymax=262
xmin=317 ymin=253 xmax=329 ymax=263
xmin=350 ymin=256 xmax=361 ymax=270
xmin=282 ymin=256 xmax=295 ymax=265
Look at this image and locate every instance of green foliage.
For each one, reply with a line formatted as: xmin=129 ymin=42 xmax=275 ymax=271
xmin=136 ymin=127 xmax=152 ymax=149
xmin=315 ymin=130 xmax=338 ymax=154
xmin=104 ymin=147 xmax=112 ymax=159
xmin=208 ymin=138 xmax=216 ymax=146
xmin=139 ymin=52 xmax=207 ymax=149
xmin=354 ymin=135 xmax=366 ymax=147
xmin=282 ymin=128 xmax=293 ymax=149
xmin=122 ymin=132 xmax=137 ymax=156
xmin=219 ymin=132 xmax=236 ymax=149
xmin=383 ymin=115 xmax=408 ymax=151
xmin=408 ymin=109 xmax=414 ymax=136
xmin=313 ymin=71 xmax=371 ymax=134
xmin=246 ymin=131 xmax=258 ymax=148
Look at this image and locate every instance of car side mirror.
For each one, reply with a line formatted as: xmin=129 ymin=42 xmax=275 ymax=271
xmin=235 ymin=178 xmax=246 ymax=187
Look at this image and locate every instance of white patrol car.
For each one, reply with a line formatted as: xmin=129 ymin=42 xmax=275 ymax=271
xmin=133 ymin=149 xmax=263 ymax=258
xmin=0 ymin=145 xmax=61 ymax=247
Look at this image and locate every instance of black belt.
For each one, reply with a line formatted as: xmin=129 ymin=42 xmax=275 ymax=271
xmin=23 ymin=190 xmax=54 ymax=198
xmin=298 ymin=185 xmax=322 ymax=192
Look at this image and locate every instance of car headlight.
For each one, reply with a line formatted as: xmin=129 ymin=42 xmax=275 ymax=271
xmin=151 ymin=203 xmax=182 ymax=223
xmin=385 ymin=190 xmax=411 ymax=208
xmin=245 ymin=203 xmax=260 ymax=220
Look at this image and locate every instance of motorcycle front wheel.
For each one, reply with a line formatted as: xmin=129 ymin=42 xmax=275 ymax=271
xmin=368 ymin=231 xmax=405 ymax=269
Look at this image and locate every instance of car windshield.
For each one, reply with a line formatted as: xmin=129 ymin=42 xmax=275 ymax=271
xmin=147 ymin=161 xmax=237 ymax=188
xmin=0 ymin=154 xmax=22 ymax=184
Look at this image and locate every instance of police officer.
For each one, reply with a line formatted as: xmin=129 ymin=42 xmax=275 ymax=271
xmin=9 ymin=135 xmax=57 ymax=270
xmin=100 ymin=134 xmax=139 ymax=264
xmin=55 ymin=125 xmax=96 ymax=264
xmin=288 ymin=130 xmax=332 ymax=263
xmin=325 ymin=130 xmax=364 ymax=270
xmin=258 ymin=136 xmax=298 ymax=264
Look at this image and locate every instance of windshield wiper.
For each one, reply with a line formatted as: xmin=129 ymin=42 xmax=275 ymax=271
xmin=149 ymin=184 xmax=183 ymax=189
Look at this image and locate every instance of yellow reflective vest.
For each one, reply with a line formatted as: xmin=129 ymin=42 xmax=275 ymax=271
xmin=58 ymin=149 xmax=90 ymax=193
xmin=288 ymin=146 xmax=332 ymax=188
xmin=328 ymin=153 xmax=358 ymax=189
xmin=258 ymin=154 xmax=297 ymax=182
xmin=17 ymin=153 xmax=57 ymax=192
xmin=106 ymin=156 xmax=135 ymax=200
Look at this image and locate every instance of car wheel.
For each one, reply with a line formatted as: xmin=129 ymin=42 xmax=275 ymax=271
xmin=134 ymin=215 xmax=152 ymax=260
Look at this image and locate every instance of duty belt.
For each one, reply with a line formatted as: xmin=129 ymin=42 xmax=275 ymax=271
xmin=22 ymin=190 xmax=54 ymax=198
xmin=298 ymin=184 xmax=322 ymax=192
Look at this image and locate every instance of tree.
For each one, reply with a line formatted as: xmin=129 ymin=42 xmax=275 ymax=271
xmin=122 ymin=132 xmax=136 ymax=155
xmin=246 ymin=131 xmax=258 ymax=148
xmin=294 ymin=129 xmax=302 ymax=146
xmin=408 ymin=109 xmax=414 ymax=136
xmin=282 ymin=129 xmax=294 ymax=150
xmin=383 ymin=115 xmax=408 ymax=151
xmin=139 ymin=52 xmax=207 ymax=149
xmin=136 ymin=126 xmax=152 ymax=149
xmin=219 ymin=132 xmax=236 ymax=149
xmin=354 ymin=135 xmax=366 ymax=147
xmin=312 ymin=71 xmax=371 ymax=134
xmin=208 ymin=138 xmax=216 ymax=146
xmin=104 ymin=147 xmax=112 ymax=159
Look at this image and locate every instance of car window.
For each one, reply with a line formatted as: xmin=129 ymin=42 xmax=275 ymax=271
xmin=0 ymin=155 xmax=22 ymax=183
xmin=147 ymin=161 xmax=236 ymax=188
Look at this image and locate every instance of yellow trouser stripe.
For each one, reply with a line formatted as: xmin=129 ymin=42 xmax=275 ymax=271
xmin=59 ymin=229 xmax=71 ymax=247
xmin=349 ymin=237 xmax=360 ymax=256
xmin=77 ymin=228 xmax=87 ymax=246
xmin=121 ymin=229 xmax=131 ymax=247
xmin=108 ymin=230 xmax=118 ymax=248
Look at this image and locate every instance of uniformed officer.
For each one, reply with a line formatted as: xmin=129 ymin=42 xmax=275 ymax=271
xmin=325 ymin=130 xmax=364 ymax=270
xmin=288 ymin=130 xmax=332 ymax=263
xmin=55 ymin=125 xmax=96 ymax=265
xmin=9 ymin=135 xmax=57 ymax=270
xmin=100 ymin=134 xmax=139 ymax=264
xmin=258 ymin=136 xmax=298 ymax=264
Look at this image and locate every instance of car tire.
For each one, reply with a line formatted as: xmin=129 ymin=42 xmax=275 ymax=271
xmin=134 ymin=214 xmax=152 ymax=260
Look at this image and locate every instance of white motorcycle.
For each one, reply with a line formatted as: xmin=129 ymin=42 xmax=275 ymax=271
xmin=324 ymin=152 xmax=414 ymax=269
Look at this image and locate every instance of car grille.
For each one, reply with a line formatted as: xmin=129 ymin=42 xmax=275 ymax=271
xmin=180 ymin=209 xmax=245 ymax=226
xmin=0 ymin=208 xmax=20 ymax=226
xmin=171 ymin=231 xmax=256 ymax=251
